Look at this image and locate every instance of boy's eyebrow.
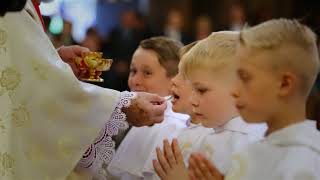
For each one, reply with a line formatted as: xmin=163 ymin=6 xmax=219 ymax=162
xmin=192 ymin=81 xmax=209 ymax=88
xmin=141 ymin=65 xmax=153 ymax=71
xmin=237 ymin=68 xmax=246 ymax=75
xmin=192 ymin=82 xmax=202 ymax=86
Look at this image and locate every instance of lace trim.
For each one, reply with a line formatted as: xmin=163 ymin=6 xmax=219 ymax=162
xmin=78 ymin=91 xmax=136 ymax=179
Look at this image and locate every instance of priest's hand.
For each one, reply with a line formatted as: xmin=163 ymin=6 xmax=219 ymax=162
xmin=123 ymin=92 xmax=166 ymax=127
xmin=57 ymin=45 xmax=90 ymax=77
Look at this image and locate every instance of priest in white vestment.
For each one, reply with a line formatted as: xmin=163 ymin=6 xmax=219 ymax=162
xmin=0 ymin=1 xmax=167 ymax=179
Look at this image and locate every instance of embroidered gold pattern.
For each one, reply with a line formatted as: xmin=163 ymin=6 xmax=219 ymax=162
xmin=58 ymin=137 xmax=75 ymax=159
xmin=0 ymin=118 xmax=5 ymax=132
xmin=0 ymin=152 xmax=15 ymax=176
xmin=0 ymin=29 xmax=7 ymax=46
xmin=25 ymin=145 xmax=44 ymax=163
xmin=32 ymin=61 xmax=49 ymax=80
xmin=0 ymin=85 xmax=5 ymax=96
xmin=40 ymin=100 xmax=62 ymax=122
xmin=11 ymin=106 xmax=30 ymax=127
xmin=8 ymin=90 xmax=16 ymax=103
xmin=0 ymin=68 xmax=21 ymax=91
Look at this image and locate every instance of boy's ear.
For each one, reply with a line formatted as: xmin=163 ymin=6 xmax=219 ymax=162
xmin=278 ymin=72 xmax=297 ymax=97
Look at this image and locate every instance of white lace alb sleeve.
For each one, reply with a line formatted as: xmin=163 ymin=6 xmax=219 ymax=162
xmin=77 ymin=91 xmax=136 ymax=179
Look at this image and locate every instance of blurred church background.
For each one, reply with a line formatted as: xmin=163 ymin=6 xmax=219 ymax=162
xmin=40 ymin=0 xmax=320 ymax=93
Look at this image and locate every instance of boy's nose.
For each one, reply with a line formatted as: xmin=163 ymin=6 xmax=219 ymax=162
xmin=171 ymin=76 xmax=177 ymax=86
xmin=190 ymin=92 xmax=199 ymax=107
xmin=128 ymin=75 xmax=143 ymax=91
xmin=231 ymin=90 xmax=240 ymax=98
xmin=131 ymin=74 xmax=142 ymax=85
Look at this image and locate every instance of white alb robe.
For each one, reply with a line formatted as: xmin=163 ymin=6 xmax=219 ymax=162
xmin=142 ymin=117 xmax=267 ymax=179
xmin=107 ymin=101 xmax=189 ymax=180
xmin=142 ymin=123 xmax=214 ymax=180
xmin=197 ymin=117 xmax=266 ymax=174
xmin=226 ymin=120 xmax=320 ymax=180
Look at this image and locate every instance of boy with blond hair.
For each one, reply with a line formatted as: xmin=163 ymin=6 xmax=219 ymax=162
xmin=151 ymin=31 xmax=266 ymax=180
xmin=189 ymin=18 xmax=320 ymax=180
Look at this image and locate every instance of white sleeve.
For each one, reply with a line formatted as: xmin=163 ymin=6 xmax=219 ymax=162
xmin=77 ymin=92 xmax=136 ymax=180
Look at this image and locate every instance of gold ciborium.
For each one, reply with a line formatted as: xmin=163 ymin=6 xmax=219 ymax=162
xmin=75 ymin=52 xmax=113 ymax=82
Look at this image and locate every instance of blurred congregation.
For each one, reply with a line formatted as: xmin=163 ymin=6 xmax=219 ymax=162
xmin=40 ymin=0 xmax=320 ymax=118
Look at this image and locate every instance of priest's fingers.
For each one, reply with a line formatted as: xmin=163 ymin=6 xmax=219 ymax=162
xmin=149 ymin=101 xmax=166 ymax=116
xmin=124 ymin=92 xmax=164 ymax=127
xmin=57 ymin=45 xmax=90 ymax=63
xmin=135 ymin=92 xmax=166 ymax=125
xmin=153 ymin=159 xmax=167 ymax=180
xmin=163 ymin=139 xmax=176 ymax=167
xmin=146 ymin=93 xmax=166 ymax=105
xmin=71 ymin=45 xmax=90 ymax=57
xmin=151 ymin=115 xmax=165 ymax=125
xmin=69 ymin=62 xmax=80 ymax=77
xmin=156 ymin=147 xmax=170 ymax=173
xmin=172 ymin=138 xmax=184 ymax=164
xmin=148 ymin=104 xmax=166 ymax=124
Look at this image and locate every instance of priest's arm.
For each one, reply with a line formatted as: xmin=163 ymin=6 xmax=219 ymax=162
xmin=0 ymin=1 xmax=166 ymax=180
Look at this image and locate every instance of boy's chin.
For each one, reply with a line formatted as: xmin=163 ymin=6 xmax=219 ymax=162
xmin=240 ymin=114 xmax=264 ymax=123
xmin=172 ymin=105 xmax=181 ymax=113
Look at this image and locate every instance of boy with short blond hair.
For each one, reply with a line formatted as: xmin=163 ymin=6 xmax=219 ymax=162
xmin=151 ymin=31 xmax=266 ymax=180
xmin=188 ymin=18 xmax=320 ymax=180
